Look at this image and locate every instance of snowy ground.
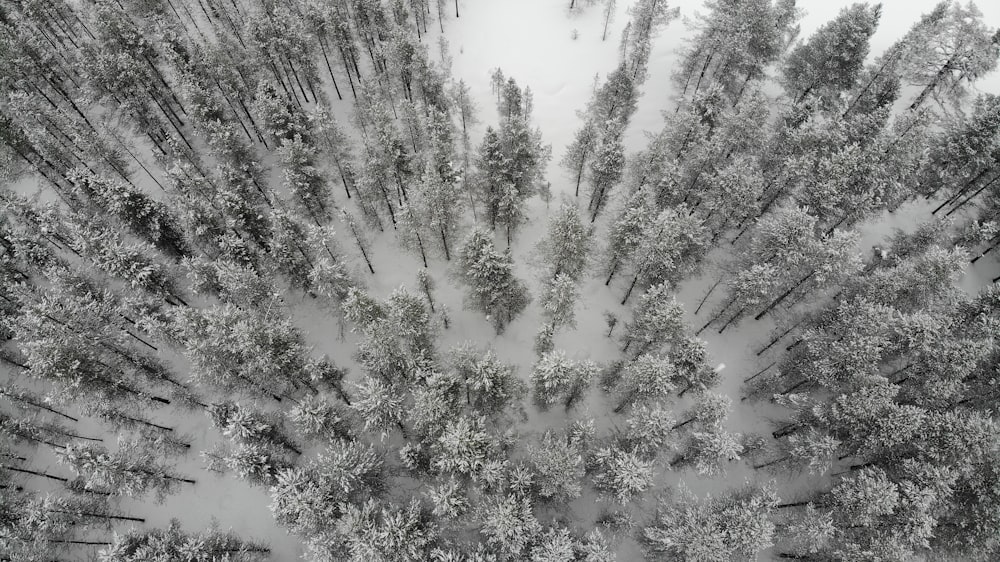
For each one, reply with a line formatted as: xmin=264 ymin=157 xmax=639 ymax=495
xmin=15 ymin=0 xmax=1000 ymax=560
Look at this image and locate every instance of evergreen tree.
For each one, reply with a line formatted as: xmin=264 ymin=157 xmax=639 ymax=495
xmin=526 ymin=429 xmax=586 ymax=502
xmin=674 ymin=0 xmax=800 ymax=107
xmin=611 ymin=353 xmax=677 ymax=413
xmin=537 ymin=201 xmax=593 ymax=280
xmin=622 ymin=0 xmax=681 ymax=83
xmin=590 ymin=443 xmax=655 ymax=504
xmin=562 ymin=119 xmax=600 ymax=197
xmin=586 ymin=129 xmax=627 ymax=222
xmin=781 ymin=3 xmax=882 ymax=105
xmin=457 ymin=229 xmax=530 ymax=333
xmin=169 ymin=304 xmax=315 ymax=401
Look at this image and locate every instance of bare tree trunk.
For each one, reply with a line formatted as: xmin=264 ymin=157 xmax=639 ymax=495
xmin=744 ymin=361 xmax=775 ymax=383
xmin=694 ymin=277 xmax=722 ymax=315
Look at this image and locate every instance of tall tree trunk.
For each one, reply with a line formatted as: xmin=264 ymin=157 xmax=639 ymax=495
xmin=694 ymin=277 xmax=722 ymax=315
xmin=754 ymin=271 xmax=815 ymax=321
xmin=2 ymin=465 xmax=68 ymax=482
xmin=621 ymin=274 xmax=639 ymax=305
xmin=744 ymin=361 xmax=775 ymax=383
xmin=717 ymin=306 xmax=746 ymax=334
xmin=318 ymin=39 xmax=343 ymax=101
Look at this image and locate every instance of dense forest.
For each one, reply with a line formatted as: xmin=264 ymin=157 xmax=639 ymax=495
xmin=1 ymin=0 xmax=999 ymax=560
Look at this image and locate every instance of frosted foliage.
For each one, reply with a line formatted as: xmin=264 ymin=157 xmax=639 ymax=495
xmin=5 ymin=0 xmax=1000 ymax=560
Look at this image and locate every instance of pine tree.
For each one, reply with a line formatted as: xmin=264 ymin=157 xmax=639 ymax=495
xmin=449 ymin=345 xmax=525 ymax=416
xmin=351 ymin=375 xmax=407 ymax=436
xmin=620 ymin=281 xmax=686 ymax=356
xmin=612 ymin=353 xmax=677 ymax=413
xmin=477 ymin=493 xmax=543 ymax=559
xmin=58 ymin=438 xmax=196 ymax=502
xmin=603 ymin=187 xmax=656 ymax=285
xmin=644 ymin=482 xmax=779 ymax=560
xmin=431 ymin=414 xmax=493 ymax=478
xmin=902 ymin=2 xmax=999 ymax=112
xmin=673 ymin=0 xmax=799 ymax=108
xmin=586 ymin=129 xmax=627 ymax=222
xmin=539 ymin=274 xmax=580 ymax=331
xmin=780 ymin=3 xmax=882 ymax=105
xmin=475 ymin=86 xmax=550 ymax=241
xmin=591 ymin=443 xmax=655 ymax=504
xmin=670 ymin=423 xmax=744 ymax=475
xmin=66 ymin=168 xmax=188 ymax=259
xmin=919 ymin=94 xmax=1000 ymax=204
xmin=530 ymin=350 xmax=597 ymax=411
xmin=413 ymin=162 xmax=464 ymax=261
xmin=100 ymin=519 xmax=269 ymax=561
xmin=207 ymin=401 xmax=302 ymax=457
xmin=457 ymin=229 xmax=530 ymax=333
xmin=622 ymin=0 xmax=680 ymax=83
xmin=526 ymin=429 xmax=586 ymax=502
xmin=169 ymin=304 xmax=315 ymax=401
xmin=562 ymin=118 xmax=600 ymax=197
xmin=619 ymin=207 xmax=707 ymax=303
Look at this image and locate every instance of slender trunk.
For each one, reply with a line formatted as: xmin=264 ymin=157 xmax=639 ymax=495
xmin=605 ymin=260 xmax=619 ymax=285
xmin=621 ymin=274 xmax=639 ymax=305
xmin=415 ymin=229 xmax=428 ymax=268
xmin=775 ymin=501 xmax=810 ymax=509
xmin=2 ymin=465 xmax=68 ymax=482
xmin=824 ymin=214 xmax=849 ymax=236
xmin=0 ymin=390 xmax=78 ymax=422
xmin=744 ymin=361 xmax=775 ymax=383
xmin=753 ymin=455 xmax=790 ymax=470
xmin=440 ymin=227 xmax=451 ymax=261
xmin=696 ymin=297 xmax=734 ymax=336
xmin=753 ymin=271 xmax=815 ymax=321
xmin=694 ymin=277 xmax=722 ymax=315
xmin=717 ymin=306 xmax=746 ymax=334
xmin=778 ymin=379 xmax=807 ymax=396
xmin=672 ymin=417 xmax=695 ymax=430
xmin=844 ymin=52 xmax=897 ymax=118
xmin=613 ymin=390 xmax=636 ymax=414
xmin=908 ymin=58 xmax=953 ymax=111
xmin=944 ymin=173 xmax=1000 ymax=216
xmin=772 ymin=422 xmax=801 ymax=439
xmin=691 ymin=49 xmax=716 ymax=98
xmin=971 ymin=236 xmax=1000 ymax=264
xmin=49 ymin=509 xmax=145 ymax=523
xmin=757 ymin=320 xmax=802 ymax=356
